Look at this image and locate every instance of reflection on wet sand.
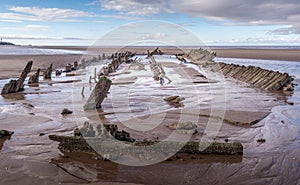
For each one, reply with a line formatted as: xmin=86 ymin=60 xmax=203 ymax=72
xmin=1 ymin=92 xmax=25 ymax=101
xmin=0 ymin=135 xmax=12 ymax=151
xmin=51 ymin=152 xmax=242 ymax=183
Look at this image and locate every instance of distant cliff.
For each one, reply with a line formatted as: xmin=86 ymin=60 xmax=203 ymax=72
xmin=0 ymin=41 xmax=15 ymax=46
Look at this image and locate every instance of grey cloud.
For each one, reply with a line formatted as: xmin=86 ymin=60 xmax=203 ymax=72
xmin=268 ymin=27 xmax=297 ymax=35
xmin=175 ymin=0 xmax=299 ymax=22
xmin=174 ymin=0 xmax=300 ymax=34
xmin=99 ymin=0 xmax=300 ymax=34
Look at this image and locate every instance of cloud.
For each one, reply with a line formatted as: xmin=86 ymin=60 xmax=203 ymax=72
xmin=99 ymin=0 xmax=300 ymax=35
xmin=205 ymin=36 xmax=300 ymax=45
xmin=0 ymin=6 xmax=93 ymax=22
xmin=178 ymin=21 xmax=198 ymax=27
xmin=0 ymin=19 xmax=23 ymax=23
xmin=142 ymin=32 xmax=166 ymax=40
xmin=174 ymin=0 xmax=298 ymax=22
xmin=268 ymin=27 xmax=297 ymax=35
xmin=100 ymin=0 xmax=174 ymax=16
xmin=99 ymin=14 xmax=140 ymax=20
xmin=24 ymin=25 xmax=49 ymax=31
xmin=93 ymin=20 xmax=109 ymax=23
xmin=173 ymin=0 xmax=300 ymax=34
xmin=1 ymin=24 xmax=49 ymax=31
xmin=0 ymin=35 xmax=91 ymax=40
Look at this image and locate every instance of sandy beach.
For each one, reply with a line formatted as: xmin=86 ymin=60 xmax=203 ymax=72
xmin=0 ymin=54 xmax=83 ymax=79
xmin=2 ymin=0 xmax=300 ymax=184
xmin=2 ymin=46 xmax=299 ymax=79
xmin=0 ymin=46 xmax=299 ymax=184
xmin=40 ymin=45 xmax=300 ymax=60
xmin=214 ymin=48 xmax=300 ymax=62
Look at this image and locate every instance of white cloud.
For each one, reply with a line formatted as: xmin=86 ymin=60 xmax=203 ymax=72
xmin=24 ymin=25 xmax=49 ymax=31
xmin=142 ymin=32 xmax=166 ymax=40
xmin=1 ymin=34 xmax=90 ymax=40
xmin=0 ymin=6 xmax=93 ymax=22
xmin=99 ymin=14 xmax=140 ymax=20
xmin=100 ymin=0 xmax=174 ymax=16
xmin=268 ymin=27 xmax=296 ymax=35
xmin=1 ymin=24 xmax=49 ymax=31
xmin=205 ymin=36 xmax=300 ymax=45
xmin=93 ymin=20 xmax=109 ymax=24
xmin=0 ymin=19 xmax=23 ymax=23
xmin=0 ymin=13 xmax=39 ymax=22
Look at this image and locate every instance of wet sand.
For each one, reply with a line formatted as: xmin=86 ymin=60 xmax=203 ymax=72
xmin=39 ymin=46 xmax=300 ymax=61
xmin=0 ymin=47 xmax=299 ymax=184
xmin=0 ymin=54 xmax=83 ymax=79
xmin=214 ymin=48 xmax=300 ymax=62
xmin=1 ymin=46 xmax=300 ymax=79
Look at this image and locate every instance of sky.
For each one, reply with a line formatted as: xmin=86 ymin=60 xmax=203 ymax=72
xmin=0 ymin=0 xmax=300 ymax=46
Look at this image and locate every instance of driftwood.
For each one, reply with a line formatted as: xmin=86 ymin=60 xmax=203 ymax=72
xmin=176 ymin=55 xmax=187 ymax=63
xmin=80 ymin=51 xmax=134 ymax=69
xmin=83 ymin=76 xmax=112 ymax=110
xmin=81 ymin=87 xmax=85 ymax=97
xmin=74 ymin=122 xmax=134 ymax=142
xmin=0 ymin=130 xmax=14 ymax=151
xmin=98 ymin=51 xmax=135 ymax=78
xmin=28 ymin=68 xmax=40 ymax=84
xmin=184 ymin=48 xmax=294 ymax=91
xmin=148 ymin=55 xmax=172 ymax=84
xmin=207 ymin=62 xmax=294 ymax=91
xmin=0 ymin=130 xmax=14 ymax=138
xmin=187 ymin=48 xmax=216 ymax=63
xmin=74 ymin=61 xmax=78 ymax=70
xmin=1 ymin=61 xmax=33 ymax=94
xmin=65 ymin=65 xmax=72 ymax=73
xmin=43 ymin=64 xmax=52 ymax=79
xmin=49 ymin=123 xmax=242 ymax=160
xmin=164 ymin=96 xmax=185 ymax=108
xmin=55 ymin=70 xmax=62 ymax=76
xmin=49 ymin=135 xmax=243 ymax=156
xmin=147 ymin=48 xmax=163 ymax=58
xmin=61 ymin=108 xmax=73 ymax=115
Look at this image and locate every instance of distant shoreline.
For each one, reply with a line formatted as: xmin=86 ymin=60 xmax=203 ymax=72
xmin=1 ymin=45 xmax=300 ymax=79
xmin=1 ymin=45 xmax=300 ymax=61
xmin=36 ymin=45 xmax=300 ymax=62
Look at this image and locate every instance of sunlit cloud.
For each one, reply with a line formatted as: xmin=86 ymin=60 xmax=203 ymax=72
xmin=99 ymin=14 xmax=140 ymax=20
xmin=0 ymin=6 xmax=93 ymax=22
xmin=100 ymin=0 xmax=174 ymax=16
xmin=0 ymin=19 xmax=23 ymax=23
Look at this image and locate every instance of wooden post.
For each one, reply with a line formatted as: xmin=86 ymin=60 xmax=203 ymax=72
xmin=1 ymin=61 xmax=33 ymax=94
xmin=43 ymin=64 xmax=52 ymax=79
xmin=28 ymin=68 xmax=40 ymax=84
xmin=83 ymin=76 xmax=112 ymax=110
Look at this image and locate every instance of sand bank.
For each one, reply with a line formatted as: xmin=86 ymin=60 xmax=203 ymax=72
xmin=214 ymin=48 xmax=300 ymax=62
xmin=38 ymin=46 xmax=300 ymax=61
xmin=0 ymin=54 xmax=83 ymax=79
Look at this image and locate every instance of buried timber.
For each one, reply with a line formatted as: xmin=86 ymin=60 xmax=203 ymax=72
xmin=45 ymin=47 xmax=293 ymax=166
xmin=0 ymin=45 xmax=298 ymax=184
